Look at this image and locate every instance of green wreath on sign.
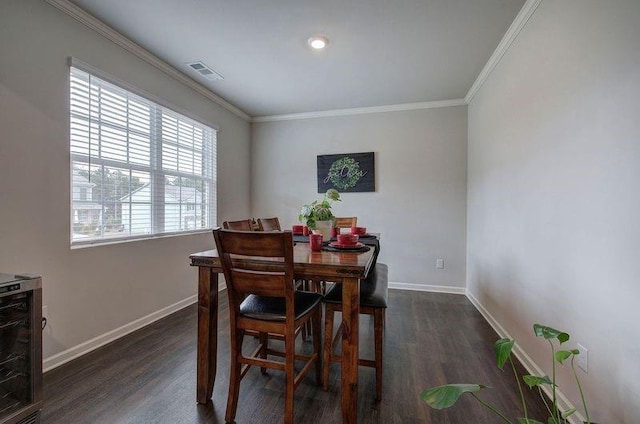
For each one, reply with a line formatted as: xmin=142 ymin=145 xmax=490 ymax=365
xmin=328 ymin=157 xmax=364 ymax=190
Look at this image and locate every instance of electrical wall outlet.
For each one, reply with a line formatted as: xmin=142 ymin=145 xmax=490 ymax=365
xmin=576 ymin=343 xmax=588 ymax=373
xmin=436 ymin=259 xmax=444 ymax=269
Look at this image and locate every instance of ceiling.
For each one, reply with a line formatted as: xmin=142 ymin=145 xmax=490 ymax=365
xmin=69 ymin=0 xmax=526 ymax=118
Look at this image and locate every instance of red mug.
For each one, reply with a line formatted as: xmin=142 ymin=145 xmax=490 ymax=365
xmin=337 ymin=234 xmax=359 ymax=246
xmin=350 ymin=226 xmax=367 ymax=236
xmin=302 ymin=226 xmax=309 ymax=236
xmin=292 ymin=224 xmax=303 ymax=234
xmin=309 ymin=233 xmax=323 ymax=251
xmin=330 ymin=226 xmax=338 ymax=238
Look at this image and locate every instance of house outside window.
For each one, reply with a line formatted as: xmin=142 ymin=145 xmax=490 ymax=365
xmin=69 ymin=62 xmax=217 ymax=246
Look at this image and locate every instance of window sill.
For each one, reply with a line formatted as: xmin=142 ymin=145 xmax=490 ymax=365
xmin=70 ymin=229 xmax=213 ymax=249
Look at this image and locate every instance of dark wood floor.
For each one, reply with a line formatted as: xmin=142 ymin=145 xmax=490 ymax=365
xmin=42 ymin=290 xmax=549 ymax=423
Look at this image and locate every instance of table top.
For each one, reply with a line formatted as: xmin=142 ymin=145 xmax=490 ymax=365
xmin=190 ymin=242 xmax=375 ymax=280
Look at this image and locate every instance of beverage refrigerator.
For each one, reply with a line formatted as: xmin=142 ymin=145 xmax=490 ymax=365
xmin=0 ymin=274 xmax=42 ymax=424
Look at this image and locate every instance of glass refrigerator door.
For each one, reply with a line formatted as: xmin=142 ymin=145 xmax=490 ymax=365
xmin=0 ymin=291 xmax=32 ymax=419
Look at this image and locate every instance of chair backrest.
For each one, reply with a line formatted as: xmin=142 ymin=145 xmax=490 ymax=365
xmin=213 ymin=229 xmax=295 ymax=316
xmin=222 ymin=219 xmax=254 ymax=231
xmin=257 ymin=217 xmax=281 ymax=231
xmin=334 ymin=217 xmax=357 ymax=228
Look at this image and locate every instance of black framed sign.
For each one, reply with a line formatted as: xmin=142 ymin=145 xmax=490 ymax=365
xmin=317 ymin=152 xmax=375 ymax=193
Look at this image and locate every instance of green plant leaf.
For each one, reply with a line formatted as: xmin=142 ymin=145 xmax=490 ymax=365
xmin=547 ymin=417 xmax=560 ymax=424
xmin=533 ymin=324 xmax=570 ymax=344
xmin=555 ymin=350 xmax=573 ymax=364
xmin=522 ymin=375 xmax=553 ymax=388
xmin=518 ymin=419 xmax=544 ymax=424
xmin=325 ymin=188 xmax=341 ymax=201
xmin=494 ymin=338 xmax=515 ymax=369
xmin=420 ymin=384 xmax=486 ymax=409
xmin=557 ymin=332 xmax=570 ymax=344
xmin=562 ymin=408 xmax=577 ymax=419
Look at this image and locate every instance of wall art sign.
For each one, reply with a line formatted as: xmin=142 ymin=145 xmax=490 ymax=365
xmin=317 ymin=152 xmax=375 ymax=193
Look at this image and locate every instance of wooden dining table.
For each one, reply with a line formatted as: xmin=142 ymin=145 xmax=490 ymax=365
xmin=189 ymin=240 xmax=376 ymax=424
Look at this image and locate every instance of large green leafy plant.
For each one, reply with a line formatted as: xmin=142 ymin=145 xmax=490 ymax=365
xmin=298 ymin=189 xmax=341 ymax=229
xmin=421 ymin=324 xmax=596 ymax=424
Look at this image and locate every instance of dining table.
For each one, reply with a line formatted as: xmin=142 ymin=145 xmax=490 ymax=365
xmin=189 ymin=233 xmax=379 ymax=424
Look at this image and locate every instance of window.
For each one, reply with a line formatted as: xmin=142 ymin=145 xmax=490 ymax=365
xmin=70 ymin=64 xmax=217 ymax=246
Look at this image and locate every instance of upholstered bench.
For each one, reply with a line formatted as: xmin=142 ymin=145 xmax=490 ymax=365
xmin=322 ymin=262 xmax=388 ymax=401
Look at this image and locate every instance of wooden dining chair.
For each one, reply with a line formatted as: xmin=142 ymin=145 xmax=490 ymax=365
xmin=302 ymin=217 xmax=360 ymax=328
xmin=213 ymin=229 xmax=323 ymax=424
xmin=305 ymin=216 xmax=358 ymax=297
xmin=257 ymin=217 xmax=281 ymax=231
xmin=322 ymin=262 xmax=388 ymax=401
xmin=334 ymin=216 xmax=357 ymax=229
xmin=222 ymin=219 xmax=254 ymax=231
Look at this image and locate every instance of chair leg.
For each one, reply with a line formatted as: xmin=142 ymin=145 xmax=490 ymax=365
xmin=374 ymin=309 xmax=384 ymax=402
xmin=300 ymin=281 xmax=310 ymax=341
xmin=302 ymin=280 xmax=322 ymax=341
xmin=284 ymin=328 xmax=296 ymax=424
xmin=322 ymin=305 xmax=334 ymax=391
xmin=225 ymin=329 xmax=244 ymax=423
xmin=311 ymin=279 xmax=326 ymax=295
xmin=313 ymin=306 xmax=322 ymax=385
xmin=260 ymin=332 xmax=268 ymax=374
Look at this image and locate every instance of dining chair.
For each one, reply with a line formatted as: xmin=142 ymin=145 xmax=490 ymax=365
xmin=213 ymin=229 xmax=323 ymax=424
xmin=334 ymin=216 xmax=357 ymax=229
xmin=305 ymin=216 xmax=358 ymax=297
xmin=301 ymin=217 xmax=360 ymax=324
xmin=257 ymin=217 xmax=281 ymax=231
xmin=222 ymin=219 xmax=254 ymax=231
xmin=322 ymin=262 xmax=388 ymax=401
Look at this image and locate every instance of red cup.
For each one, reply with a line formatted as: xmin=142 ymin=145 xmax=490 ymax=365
xmin=337 ymin=234 xmax=359 ymax=246
xmin=330 ymin=226 xmax=338 ymax=238
xmin=292 ymin=225 xmax=303 ymax=234
xmin=310 ymin=233 xmax=323 ymax=251
xmin=302 ymin=226 xmax=309 ymax=236
xmin=350 ymin=226 xmax=367 ymax=236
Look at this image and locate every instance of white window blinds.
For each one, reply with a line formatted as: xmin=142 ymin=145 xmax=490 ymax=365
xmin=70 ymin=65 xmax=216 ymax=246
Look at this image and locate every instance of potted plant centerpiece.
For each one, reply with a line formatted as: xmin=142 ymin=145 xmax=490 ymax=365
xmin=299 ymin=189 xmax=341 ymax=239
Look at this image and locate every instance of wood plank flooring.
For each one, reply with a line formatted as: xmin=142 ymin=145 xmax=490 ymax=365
xmin=42 ymin=290 xmax=549 ymax=423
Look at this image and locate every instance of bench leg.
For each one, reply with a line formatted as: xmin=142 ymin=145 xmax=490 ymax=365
xmin=374 ymin=308 xmax=384 ymax=402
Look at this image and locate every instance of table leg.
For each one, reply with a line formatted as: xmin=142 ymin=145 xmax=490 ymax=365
xmin=197 ymin=267 xmax=219 ymax=403
xmin=341 ymin=276 xmax=360 ymax=424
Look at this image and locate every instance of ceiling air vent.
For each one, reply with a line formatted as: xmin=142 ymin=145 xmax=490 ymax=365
xmin=186 ymin=61 xmax=224 ymax=81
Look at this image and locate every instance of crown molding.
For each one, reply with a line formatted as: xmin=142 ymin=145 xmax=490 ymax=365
xmin=46 ymin=0 xmax=541 ymax=122
xmin=251 ymin=98 xmax=467 ymax=123
xmin=465 ymin=0 xmax=543 ymax=104
xmin=44 ymin=0 xmax=251 ymax=122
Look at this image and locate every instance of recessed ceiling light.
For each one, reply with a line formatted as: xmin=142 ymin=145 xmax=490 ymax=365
xmin=307 ymin=35 xmax=329 ymax=50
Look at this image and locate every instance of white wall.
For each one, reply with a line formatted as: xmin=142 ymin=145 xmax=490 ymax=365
xmin=251 ymin=107 xmax=467 ymax=289
xmin=467 ymin=0 xmax=640 ymax=422
xmin=0 ymin=0 xmax=251 ymax=362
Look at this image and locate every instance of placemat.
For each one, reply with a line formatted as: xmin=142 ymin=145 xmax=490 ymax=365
xmin=322 ymin=245 xmax=371 ymax=253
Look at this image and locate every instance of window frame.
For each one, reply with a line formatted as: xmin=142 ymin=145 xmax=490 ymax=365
xmin=69 ymin=58 xmax=218 ymax=248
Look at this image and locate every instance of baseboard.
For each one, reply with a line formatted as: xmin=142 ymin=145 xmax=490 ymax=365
xmin=43 ymin=293 xmax=198 ymax=372
xmin=388 ymin=281 xmax=466 ymax=295
xmin=465 ymin=290 xmax=585 ymax=424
